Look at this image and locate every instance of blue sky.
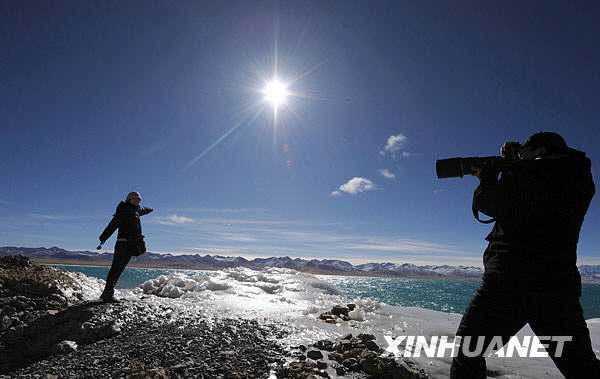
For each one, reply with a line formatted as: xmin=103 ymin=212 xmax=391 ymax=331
xmin=2 ymin=1 xmax=599 ymax=265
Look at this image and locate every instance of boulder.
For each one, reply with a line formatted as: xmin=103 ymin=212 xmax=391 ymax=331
xmin=331 ymin=305 xmax=349 ymax=316
xmin=53 ymin=340 xmax=78 ymax=354
xmin=357 ymin=333 xmax=376 ymax=342
xmin=306 ymin=349 xmax=323 ymax=360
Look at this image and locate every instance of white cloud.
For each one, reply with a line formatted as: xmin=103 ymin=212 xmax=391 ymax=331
xmin=343 ymin=238 xmax=464 ymax=255
xmin=381 ymin=133 xmax=407 ymax=156
xmin=378 ymin=168 xmax=396 ymax=180
xmin=332 ymin=177 xmax=375 ymax=196
xmin=172 ymin=207 xmax=268 ymax=214
xmin=154 ymin=214 xmax=194 ymax=225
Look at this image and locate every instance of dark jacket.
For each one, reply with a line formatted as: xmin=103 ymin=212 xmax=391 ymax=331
xmin=473 ymin=149 xmax=595 ymax=294
xmin=99 ymin=201 xmax=153 ymax=244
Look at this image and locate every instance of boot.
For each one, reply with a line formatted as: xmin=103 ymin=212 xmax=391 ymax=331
xmin=100 ymin=287 xmax=119 ymax=303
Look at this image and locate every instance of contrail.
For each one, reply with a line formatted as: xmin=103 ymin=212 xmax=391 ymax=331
xmin=183 ymin=107 xmax=264 ymax=170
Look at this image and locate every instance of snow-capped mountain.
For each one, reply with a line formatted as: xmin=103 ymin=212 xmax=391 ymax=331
xmin=1 ymin=246 xmax=598 ymax=281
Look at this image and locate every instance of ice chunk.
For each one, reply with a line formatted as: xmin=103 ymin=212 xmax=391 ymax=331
xmin=348 ymin=307 xmax=365 ymax=321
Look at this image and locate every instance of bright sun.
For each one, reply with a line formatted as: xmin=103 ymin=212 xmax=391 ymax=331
xmin=262 ymin=78 xmax=289 ymax=109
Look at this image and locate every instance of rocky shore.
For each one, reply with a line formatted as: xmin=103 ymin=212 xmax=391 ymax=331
xmin=0 ymin=256 xmax=430 ymax=378
xmin=279 ymin=332 xmax=427 ymax=379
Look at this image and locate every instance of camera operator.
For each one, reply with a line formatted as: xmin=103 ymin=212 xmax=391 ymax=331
xmin=450 ymin=132 xmax=600 ymax=378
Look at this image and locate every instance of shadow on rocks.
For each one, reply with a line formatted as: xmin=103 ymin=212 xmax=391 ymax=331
xmin=0 ymin=301 xmax=120 ymax=373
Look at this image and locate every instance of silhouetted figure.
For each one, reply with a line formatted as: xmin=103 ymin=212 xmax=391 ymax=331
xmin=97 ymin=192 xmax=153 ymax=302
xmin=450 ymin=132 xmax=600 ymax=378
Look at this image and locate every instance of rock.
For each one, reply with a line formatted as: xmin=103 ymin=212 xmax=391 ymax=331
xmin=346 ymin=303 xmax=356 ymax=311
xmin=342 ymin=357 xmax=360 ymax=371
xmin=332 ymin=363 xmax=346 ymax=375
xmin=316 ymin=360 xmax=328 ymax=369
xmin=0 ymin=255 xmax=31 ymax=268
xmin=365 ymin=340 xmax=380 ymax=351
xmin=359 ymin=350 xmax=381 ymax=375
xmin=343 ymin=348 xmax=364 ymax=360
xmin=291 ymin=351 xmax=306 ymax=361
xmin=331 ymin=305 xmax=349 ymax=316
xmin=298 ymin=344 xmax=307 ymax=352
xmin=327 ymin=352 xmax=343 ymax=362
xmin=377 ymin=356 xmax=429 ymax=379
xmin=314 ymin=339 xmax=334 ymax=351
xmin=357 ymin=333 xmax=376 ymax=342
xmin=302 ymin=359 xmax=317 ymax=369
xmin=335 ymin=340 xmax=353 ymax=352
xmin=53 ymin=340 xmax=78 ymax=354
xmin=318 ymin=311 xmax=338 ymax=324
xmin=341 ymin=333 xmax=353 ymax=340
xmin=126 ymin=368 xmax=169 ymax=379
xmin=307 ymin=349 xmax=323 ymax=360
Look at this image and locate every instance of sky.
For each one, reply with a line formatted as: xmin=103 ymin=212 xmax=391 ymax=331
xmin=2 ymin=1 xmax=600 ymax=266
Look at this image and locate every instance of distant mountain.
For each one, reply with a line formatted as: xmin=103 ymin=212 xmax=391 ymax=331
xmin=579 ymin=265 xmax=600 ymax=279
xmin=1 ymin=246 xmax=599 ymax=282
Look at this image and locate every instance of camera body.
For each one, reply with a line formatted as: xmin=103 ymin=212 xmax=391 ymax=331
xmin=436 ymin=141 xmax=521 ymax=179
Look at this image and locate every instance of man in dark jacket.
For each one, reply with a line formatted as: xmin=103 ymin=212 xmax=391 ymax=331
xmin=450 ymin=132 xmax=600 ymax=378
xmin=97 ymin=191 xmax=153 ymax=302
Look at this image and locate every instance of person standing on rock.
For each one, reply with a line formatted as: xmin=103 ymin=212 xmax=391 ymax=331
xmin=97 ymin=191 xmax=153 ymax=302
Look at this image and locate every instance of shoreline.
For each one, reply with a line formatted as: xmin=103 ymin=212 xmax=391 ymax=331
xmin=39 ymin=258 xmax=600 ymax=284
xmin=34 ymin=258 xmax=484 ymax=281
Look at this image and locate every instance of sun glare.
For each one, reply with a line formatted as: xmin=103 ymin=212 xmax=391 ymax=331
xmin=262 ymin=78 xmax=289 ymax=109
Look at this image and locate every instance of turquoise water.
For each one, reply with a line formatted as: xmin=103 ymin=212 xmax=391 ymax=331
xmin=53 ymin=265 xmax=600 ymax=319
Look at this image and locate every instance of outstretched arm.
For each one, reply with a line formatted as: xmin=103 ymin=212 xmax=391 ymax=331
xmin=139 ymin=207 xmax=153 ymax=216
xmin=99 ymin=204 xmax=124 ymax=244
xmin=99 ymin=216 xmax=119 ymax=244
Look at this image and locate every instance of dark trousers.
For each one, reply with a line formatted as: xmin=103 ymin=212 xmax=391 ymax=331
xmin=101 ymin=243 xmax=132 ymax=297
xmin=450 ymin=284 xmax=600 ymax=378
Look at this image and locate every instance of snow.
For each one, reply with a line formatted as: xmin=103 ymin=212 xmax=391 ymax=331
xmin=60 ymin=270 xmax=105 ymax=301
xmin=347 ymin=307 xmax=365 ymax=321
xmin=132 ymin=267 xmax=600 ymax=378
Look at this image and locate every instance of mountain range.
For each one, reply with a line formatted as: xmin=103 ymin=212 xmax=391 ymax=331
xmin=2 ymin=246 xmax=599 ymax=282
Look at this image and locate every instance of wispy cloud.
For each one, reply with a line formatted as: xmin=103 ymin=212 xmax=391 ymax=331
xmin=151 ymin=215 xmax=304 ymax=227
xmin=331 ymin=177 xmax=375 ymax=197
xmin=27 ymin=213 xmax=98 ymax=222
xmin=343 ymin=237 xmax=465 ymax=255
xmin=380 ymin=133 xmax=407 ymax=156
xmin=379 ymin=133 xmax=416 ymax=160
xmin=28 ymin=213 xmax=67 ymax=221
xmin=378 ymin=168 xmax=396 ymax=180
xmin=171 ymin=207 xmax=269 ymax=214
xmin=153 ymin=214 xmax=195 ymax=225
